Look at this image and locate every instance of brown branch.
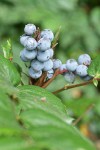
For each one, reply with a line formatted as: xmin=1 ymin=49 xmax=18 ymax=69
xmin=52 ymin=43 xmax=58 ymax=49
xmin=29 ymin=77 xmax=37 ymax=85
xmin=52 ymin=78 xmax=100 ymax=94
xmin=42 ymin=69 xmax=60 ymax=88
xmin=34 ymin=27 xmax=41 ymax=41
xmin=72 ymin=104 xmax=95 ymax=126
xmin=34 ymin=72 xmax=47 ymax=87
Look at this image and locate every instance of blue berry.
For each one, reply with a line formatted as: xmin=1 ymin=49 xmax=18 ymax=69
xmin=31 ymin=59 xmax=44 ymax=71
xmin=64 ymin=72 xmax=76 ymax=83
xmin=24 ymin=37 xmax=37 ymax=50
xmin=78 ymin=54 xmax=91 ymax=65
xmin=47 ymin=69 xmax=54 ymax=74
xmin=40 ymin=29 xmax=54 ymax=41
xmin=49 ymin=48 xmax=54 ymax=58
xmin=20 ymin=34 xmax=29 ymax=46
xmin=47 ymin=69 xmax=54 ymax=79
xmin=37 ymin=38 xmax=51 ymax=51
xmin=53 ymin=59 xmax=62 ymax=69
xmin=37 ymin=50 xmax=51 ymax=62
xmin=43 ymin=59 xmax=53 ymax=71
xmin=28 ymin=67 xmax=42 ymax=79
xmin=66 ymin=59 xmax=78 ymax=72
xmin=21 ymin=48 xmax=37 ymax=60
xmin=81 ymin=75 xmax=93 ymax=81
xmin=24 ymin=24 xmax=36 ymax=35
xmin=76 ymin=65 xmax=88 ymax=77
xmin=47 ymin=73 xmax=53 ymax=79
xmin=59 ymin=64 xmax=67 ymax=72
xmin=20 ymin=50 xmax=29 ymax=62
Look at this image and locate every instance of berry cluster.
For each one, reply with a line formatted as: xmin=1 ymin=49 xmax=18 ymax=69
xmin=20 ymin=24 xmax=55 ymax=79
xmin=59 ymin=54 xmax=92 ymax=83
xmin=20 ymin=24 xmax=92 ymax=83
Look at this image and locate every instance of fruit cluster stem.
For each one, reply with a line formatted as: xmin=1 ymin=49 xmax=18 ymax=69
xmin=42 ymin=69 xmax=60 ymax=88
xmin=72 ymin=103 xmax=95 ymax=126
xmin=52 ymin=78 xmax=100 ymax=94
xmin=34 ymin=72 xmax=47 ymax=86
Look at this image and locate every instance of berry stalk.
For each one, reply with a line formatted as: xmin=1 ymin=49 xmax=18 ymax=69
xmin=52 ymin=78 xmax=100 ymax=94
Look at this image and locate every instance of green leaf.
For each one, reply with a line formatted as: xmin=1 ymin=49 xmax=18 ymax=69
xmin=0 ymin=93 xmax=21 ymax=133
xmin=93 ymin=78 xmax=98 ymax=87
xmin=0 ymin=92 xmax=36 ymax=150
xmin=13 ymin=62 xmax=22 ymax=75
xmin=17 ymin=85 xmax=68 ymax=123
xmin=88 ymin=56 xmax=100 ymax=78
xmin=2 ymin=39 xmax=13 ymax=60
xmin=0 ymin=55 xmax=21 ymax=86
xmin=17 ymin=85 xmax=96 ymax=150
xmin=0 ymin=137 xmax=35 ymax=150
xmin=21 ymin=109 xmax=95 ymax=150
xmin=52 ymin=26 xmax=61 ymax=47
xmin=91 ymin=8 xmax=100 ymax=35
xmin=66 ymin=98 xmax=94 ymax=117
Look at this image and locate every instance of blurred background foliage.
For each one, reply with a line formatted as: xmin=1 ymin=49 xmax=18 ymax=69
xmin=0 ymin=0 xmax=100 ymax=148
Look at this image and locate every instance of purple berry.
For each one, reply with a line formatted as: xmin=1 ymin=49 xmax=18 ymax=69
xmin=40 ymin=29 xmax=54 ymax=41
xmin=20 ymin=34 xmax=29 ymax=46
xmin=47 ymin=69 xmax=54 ymax=79
xmin=24 ymin=24 xmax=36 ymax=35
xmin=21 ymin=48 xmax=37 ymax=60
xmin=76 ymin=65 xmax=88 ymax=77
xmin=64 ymin=72 xmax=76 ymax=83
xmin=31 ymin=59 xmax=44 ymax=71
xmin=66 ymin=59 xmax=78 ymax=72
xmin=20 ymin=50 xmax=29 ymax=62
xmin=49 ymin=48 xmax=54 ymax=58
xmin=24 ymin=37 xmax=37 ymax=50
xmin=43 ymin=59 xmax=53 ymax=71
xmin=78 ymin=54 xmax=91 ymax=65
xmin=37 ymin=38 xmax=51 ymax=51
xmin=53 ymin=59 xmax=62 ymax=69
xmin=59 ymin=64 xmax=67 ymax=72
xmin=81 ymin=75 xmax=93 ymax=81
xmin=28 ymin=67 xmax=42 ymax=79
xmin=37 ymin=50 xmax=51 ymax=62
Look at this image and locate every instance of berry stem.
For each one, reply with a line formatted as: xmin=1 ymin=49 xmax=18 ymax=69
xmin=42 ymin=69 xmax=60 ymax=88
xmin=52 ymin=26 xmax=61 ymax=48
xmin=34 ymin=27 xmax=41 ymax=41
xmin=34 ymin=72 xmax=47 ymax=86
xmin=72 ymin=104 xmax=94 ymax=126
xmin=52 ymin=78 xmax=100 ymax=94
xmin=29 ymin=77 xmax=37 ymax=85
xmin=52 ymin=43 xmax=58 ymax=49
